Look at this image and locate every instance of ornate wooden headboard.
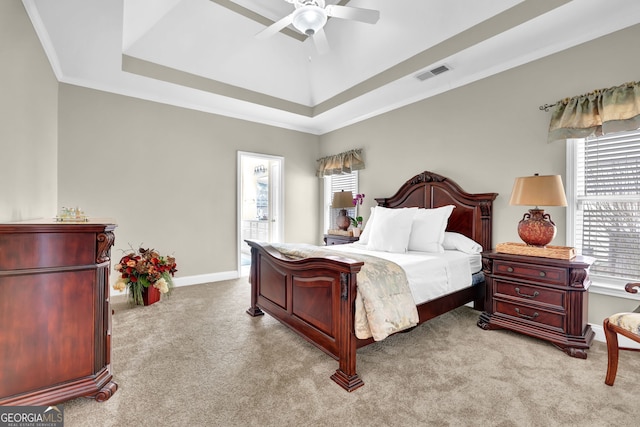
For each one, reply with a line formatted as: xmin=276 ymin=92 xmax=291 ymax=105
xmin=374 ymin=171 xmax=498 ymax=250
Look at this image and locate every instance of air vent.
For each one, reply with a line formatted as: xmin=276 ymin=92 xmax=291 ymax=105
xmin=415 ymin=65 xmax=451 ymax=81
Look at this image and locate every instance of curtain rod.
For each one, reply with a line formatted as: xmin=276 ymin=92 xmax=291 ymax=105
xmin=539 ymin=103 xmax=558 ymax=112
xmin=539 ymin=81 xmax=640 ymax=112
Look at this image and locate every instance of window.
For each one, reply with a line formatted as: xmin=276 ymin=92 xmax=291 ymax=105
xmin=324 ymin=171 xmax=358 ymax=231
xmin=567 ymin=130 xmax=640 ymax=287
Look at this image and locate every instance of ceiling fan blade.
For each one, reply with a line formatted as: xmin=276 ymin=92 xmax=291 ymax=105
xmin=256 ymin=14 xmax=294 ymax=39
xmin=325 ymin=5 xmax=380 ymax=24
xmin=312 ymin=28 xmax=330 ymax=55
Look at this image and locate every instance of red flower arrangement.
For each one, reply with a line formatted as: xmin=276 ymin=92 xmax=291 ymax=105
xmin=113 ymin=247 xmax=177 ymax=305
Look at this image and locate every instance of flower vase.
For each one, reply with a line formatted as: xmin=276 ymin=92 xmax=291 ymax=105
xmin=142 ymin=285 xmax=160 ymax=306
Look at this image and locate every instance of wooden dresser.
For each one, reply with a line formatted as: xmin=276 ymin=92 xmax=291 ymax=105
xmin=0 ymin=219 xmax=118 ymax=405
xmin=477 ymin=251 xmax=595 ymax=358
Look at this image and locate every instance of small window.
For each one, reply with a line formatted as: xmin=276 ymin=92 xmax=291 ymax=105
xmin=567 ymin=129 xmax=640 ymax=284
xmin=324 ymin=171 xmax=358 ymax=231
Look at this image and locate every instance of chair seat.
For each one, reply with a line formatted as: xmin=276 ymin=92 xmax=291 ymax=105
xmin=608 ymin=312 xmax=640 ymax=335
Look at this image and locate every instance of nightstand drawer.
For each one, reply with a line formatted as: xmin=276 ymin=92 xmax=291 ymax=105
xmin=494 ymin=301 xmax=565 ymax=332
xmin=326 ymin=238 xmax=343 ymax=245
xmin=494 ymin=280 xmax=565 ymax=310
xmin=324 ymin=234 xmax=359 ymax=246
xmin=494 ymin=260 xmax=567 ymax=285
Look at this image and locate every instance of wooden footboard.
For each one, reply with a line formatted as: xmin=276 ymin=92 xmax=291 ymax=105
xmin=246 ymin=240 xmax=366 ymax=391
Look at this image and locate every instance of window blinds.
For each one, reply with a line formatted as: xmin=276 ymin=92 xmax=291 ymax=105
xmin=576 ymin=130 xmax=640 ymax=280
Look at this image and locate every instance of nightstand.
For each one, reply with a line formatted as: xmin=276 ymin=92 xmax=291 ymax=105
xmin=477 ymin=251 xmax=596 ymax=359
xmin=324 ymin=234 xmax=359 ymax=246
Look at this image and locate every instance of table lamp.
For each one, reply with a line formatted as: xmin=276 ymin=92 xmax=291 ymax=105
xmin=509 ymin=174 xmax=568 ymax=247
xmin=332 ymin=190 xmax=354 ymax=231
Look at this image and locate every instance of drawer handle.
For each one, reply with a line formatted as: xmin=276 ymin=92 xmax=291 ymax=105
xmin=506 ymin=267 xmax=514 ymax=272
xmin=539 ymin=271 xmax=546 ymax=277
xmin=514 ymin=307 xmax=539 ymax=320
xmin=515 ymin=288 xmax=539 ymax=299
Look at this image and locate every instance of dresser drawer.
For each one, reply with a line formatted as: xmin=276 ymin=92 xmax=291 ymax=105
xmin=494 ymin=280 xmax=565 ymax=310
xmin=493 ymin=260 xmax=567 ymax=285
xmin=494 ymin=300 xmax=565 ymax=332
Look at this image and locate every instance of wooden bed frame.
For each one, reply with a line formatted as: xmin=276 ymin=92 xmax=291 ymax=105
xmin=246 ymin=171 xmax=498 ymax=391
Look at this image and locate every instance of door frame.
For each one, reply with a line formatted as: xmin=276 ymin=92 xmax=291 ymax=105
xmin=237 ymin=151 xmax=284 ymax=276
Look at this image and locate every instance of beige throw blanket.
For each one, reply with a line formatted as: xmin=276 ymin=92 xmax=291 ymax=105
xmin=269 ymin=243 xmax=419 ymax=341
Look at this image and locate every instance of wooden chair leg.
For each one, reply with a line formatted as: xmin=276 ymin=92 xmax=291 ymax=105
xmin=604 ymin=318 xmax=620 ymax=386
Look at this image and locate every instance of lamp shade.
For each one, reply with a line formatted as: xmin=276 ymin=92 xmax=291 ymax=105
xmin=509 ymin=174 xmax=567 ymax=207
xmin=332 ymin=190 xmax=354 ymax=209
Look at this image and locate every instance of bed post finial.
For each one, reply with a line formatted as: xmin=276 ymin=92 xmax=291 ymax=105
xmin=409 ymin=171 xmax=447 ymax=185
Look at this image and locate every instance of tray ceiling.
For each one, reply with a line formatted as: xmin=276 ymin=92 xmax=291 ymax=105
xmin=23 ymin=0 xmax=640 ymax=134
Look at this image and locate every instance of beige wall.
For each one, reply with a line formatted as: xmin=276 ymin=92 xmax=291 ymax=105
xmin=320 ymin=24 xmax=640 ymax=325
xmin=0 ymin=0 xmax=58 ymax=222
xmin=57 ymin=85 xmax=319 ymax=277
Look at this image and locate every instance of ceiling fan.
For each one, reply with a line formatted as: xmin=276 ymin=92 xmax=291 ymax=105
xmin=256 ymin=0 xmax=380 ymax=53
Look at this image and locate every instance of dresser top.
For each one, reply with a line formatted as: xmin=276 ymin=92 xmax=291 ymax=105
xmin=0 ymin=218 xmax=117 ymax=232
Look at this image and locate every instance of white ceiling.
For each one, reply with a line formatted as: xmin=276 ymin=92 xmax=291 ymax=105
xmin=23 ymin=0 xmax=640 ymax=135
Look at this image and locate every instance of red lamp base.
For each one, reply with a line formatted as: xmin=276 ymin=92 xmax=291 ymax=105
xmin=517 ymin=208 xmax=557 ymax=247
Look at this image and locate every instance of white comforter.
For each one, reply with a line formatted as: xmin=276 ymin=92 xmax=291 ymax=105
xmin=326 ymin=243 xmax=480 ymax=305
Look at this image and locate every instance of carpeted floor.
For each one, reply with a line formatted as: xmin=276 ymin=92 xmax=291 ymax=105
xmin=63 ymin=279 xmax=640 ymax=426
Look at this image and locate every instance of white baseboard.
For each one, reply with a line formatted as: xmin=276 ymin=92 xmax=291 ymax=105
xmin=591 ymin=323 xmax=607 ymax=343
xmin=172 ymin=271 xmax=239 ymax=287
xmin=590 ymin=323 xmax=640 ymax=349
xmin=110 ymin=270 xmax=240 ymax=303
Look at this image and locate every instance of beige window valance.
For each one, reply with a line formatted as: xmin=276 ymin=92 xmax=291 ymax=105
xmin=547 ymin=81 xmax=640 ymax=143
xmin=316 ymin=149 xmax=365 ymax=178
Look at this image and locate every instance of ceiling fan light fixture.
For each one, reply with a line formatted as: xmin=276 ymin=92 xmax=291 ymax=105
xmin=292 ymin=5 xmax=327 ymax=36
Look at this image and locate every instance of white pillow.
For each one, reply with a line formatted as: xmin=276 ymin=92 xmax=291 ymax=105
xmin=443 ymin=232 xmax=483 ymax=254
xmin=357 ymin=207 xmax=376 ymax=245
xmin=407 ymin=205 xmax=455 ymax=253
xmin=366 ymin=207 xmax=418 ymax=253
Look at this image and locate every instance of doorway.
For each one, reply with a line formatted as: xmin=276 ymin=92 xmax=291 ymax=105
xmin=237 ymin=152 xmax=284 ymax=276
